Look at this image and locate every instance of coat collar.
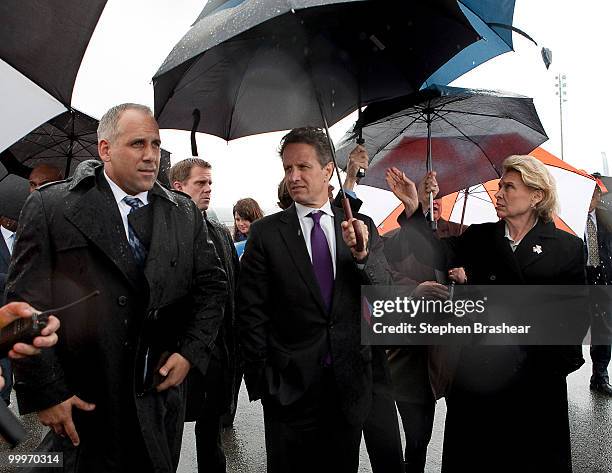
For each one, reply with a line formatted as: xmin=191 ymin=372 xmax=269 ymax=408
xmin=68 ymin=159 xmax=179 ymax=206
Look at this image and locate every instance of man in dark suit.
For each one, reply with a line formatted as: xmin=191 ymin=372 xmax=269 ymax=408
xmin=0 ymin=215 xmax=17 ymax=405
xmin=0 ymin=174 xmax=30 ymax=406
xmin=6 ymin=103 xmax=227 ymax=472
xmin=237 ymin=127 xmax=391 ymax=473
xmin=585 ymin=177 xmax=612 ymax=396
xmin=170 ymin=158 xmax=240 ymax=473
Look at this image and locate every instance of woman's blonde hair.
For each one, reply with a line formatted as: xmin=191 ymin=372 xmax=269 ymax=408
xmin=502 ymin=155 xmax=558 ymax=222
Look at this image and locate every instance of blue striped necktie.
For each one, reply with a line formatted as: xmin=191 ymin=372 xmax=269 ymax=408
xmin=122 ymin=196 xmax=147 ymax=267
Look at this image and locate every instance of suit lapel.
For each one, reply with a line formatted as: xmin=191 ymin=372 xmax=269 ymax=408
xmin=63 ymin=174 xmax=141 ymax=288
xmin=278 ymin=205 xmax=328 ymax=316
xmin=0 ymin=236 xmax=9 ymax=269
xmin=514 ymin=220 xmax=555 ymax=272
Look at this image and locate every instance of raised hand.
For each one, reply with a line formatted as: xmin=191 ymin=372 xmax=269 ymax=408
xmin=385 ymin=167 xmax=420 ymax=217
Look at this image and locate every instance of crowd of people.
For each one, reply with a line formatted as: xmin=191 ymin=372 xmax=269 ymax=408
xmin=0 ymin=102 xmax=609 ymax=473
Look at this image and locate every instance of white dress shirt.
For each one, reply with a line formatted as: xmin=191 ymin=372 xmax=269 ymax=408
xmin=1 ymin=225 xmax=15 ymax=255
xmin=103 ymin=170 xmax=149 ymax=240
xmin=295 ymin=201 xmax=337 ymax=277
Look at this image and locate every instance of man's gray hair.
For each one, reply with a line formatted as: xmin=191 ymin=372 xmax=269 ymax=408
xmin=97 ymin=103 xmax=154 ymax=143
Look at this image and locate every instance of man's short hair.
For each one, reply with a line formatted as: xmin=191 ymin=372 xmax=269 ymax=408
xmin=97 ymin=103 xmax=154 ymax=143
xmin=168 ymin=158 xmax=212 ymax=184
xmin=279 ymin=127 xmax=332 ymax=167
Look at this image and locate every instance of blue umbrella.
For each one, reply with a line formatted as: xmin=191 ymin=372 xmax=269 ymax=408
xmin=421 ymin=0 xmax=545 ymax=88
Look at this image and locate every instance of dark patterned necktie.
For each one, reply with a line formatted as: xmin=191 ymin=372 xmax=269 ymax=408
xmin=123 ymin=196 xmax=147 ymax=267
xmin=587 ymin=215 xmax=600 ymax=266
xmin=308 ymin=211 xmax=334 ymax=311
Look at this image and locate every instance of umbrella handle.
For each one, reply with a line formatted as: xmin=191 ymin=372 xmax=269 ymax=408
xmin=429 ymin=191 xmax=437 ymax=231
xmin=342 ymin=196 xmax=364 ymax=253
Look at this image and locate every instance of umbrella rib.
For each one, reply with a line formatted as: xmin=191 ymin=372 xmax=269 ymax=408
xmin=371 ymin=114 xmax=424 ymax=157
xmin=429 ymin=110 xmax=500 ymax=173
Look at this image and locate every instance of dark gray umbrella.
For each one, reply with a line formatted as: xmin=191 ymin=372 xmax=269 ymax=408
xmin=0 ymin=109 xmax=172 ymax=187
xmin=336 ymin=84 xmax=548 ymax=225
xmin=153 ymin=0 xmax=480 ymax=141
xmin=0 ymin=109 xmax=99 ymax=178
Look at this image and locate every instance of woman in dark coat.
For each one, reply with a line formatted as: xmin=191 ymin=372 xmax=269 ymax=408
xmin=386 ymin=155 xmax=588 ymax=473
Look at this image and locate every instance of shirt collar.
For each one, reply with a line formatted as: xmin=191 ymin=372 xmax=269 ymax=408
xmin=589 ymin=209 xmax=596 ymax=220
xmin=0 ymin=225 xmax=14 ymax=241
xmin=295 ymin=200 xmax=334 ymax=220
xmin=103 ymin=170 xmax=148 ymax=206
xmin=504 ymin=218 xmax=538 ymax=245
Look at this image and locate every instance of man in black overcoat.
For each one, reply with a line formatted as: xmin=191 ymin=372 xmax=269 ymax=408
xmin=170 ymin=158 xmax=240 ymax=472
xmin=6 ymin=103 xmax=227 ymax=473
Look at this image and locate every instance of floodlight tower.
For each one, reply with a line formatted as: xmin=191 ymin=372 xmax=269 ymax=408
xmin=555 ymin=74 xmax=568 ymax=161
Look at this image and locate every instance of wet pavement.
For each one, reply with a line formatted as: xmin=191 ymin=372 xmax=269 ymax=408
xmin=0 ymin=346 xmax=608 ymax=472
xmin=178 ymin=346 xmax=611 ymax=473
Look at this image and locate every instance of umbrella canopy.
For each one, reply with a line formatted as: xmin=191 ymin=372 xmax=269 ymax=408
xmin=153 ymin=0 xmax=481 ymax=140
xmin=378 ymin=148 xmax=597 ymax=237
xmin=0 ymin=0 xmax=107 ymax=152
xmin=336 ymin=84 xmax=548 ymax=197
xmin=0 ymin=109 xmax=99 ymax=178
xmin=0 ymin=109 xmax=172 ymax=186
xmin=422 ymin=0 xmax=517 ymax=88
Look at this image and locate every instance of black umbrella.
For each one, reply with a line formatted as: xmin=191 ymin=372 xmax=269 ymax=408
xmin=1 ymin=110 xmax=99 ymax=178
xmin=154 ymin=0 xmax=481 ymax=248
xmin=336 ymin=84 xmax=548 ymax=227
xmin=0 ymin=109 xmax=172 ymax=187
xmin=1 ymin=0 xmax=107 ymax=108
xmin=0 ymin=0 xmax=107 ymax=153
xmin=153 ymin=0 xmax=480 ymax=141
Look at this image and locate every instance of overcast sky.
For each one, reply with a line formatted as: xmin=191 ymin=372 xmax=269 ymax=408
xmin=71 ymin=0 xmax=612 ymax=215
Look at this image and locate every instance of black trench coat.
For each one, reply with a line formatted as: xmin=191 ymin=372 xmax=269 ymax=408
xmin=399 ymin=211 xmax=588 ymax=473
xmin=6 ymin=161 xmax=227 ymax=473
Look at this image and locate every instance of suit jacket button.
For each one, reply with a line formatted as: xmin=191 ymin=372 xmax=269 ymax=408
xmin=170 ymin=259 xmax=177 ymax=267
xmin=118 ymin=296 xmax=128 ymax=306
xmin=489 ymin=275 xmax=496 ymax=281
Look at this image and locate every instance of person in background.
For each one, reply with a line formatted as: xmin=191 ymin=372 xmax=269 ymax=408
xmin=386 ymin=155 xmax=588 ymax=473
xmin=277 ymin=178 xmax=293 ymax=211
xmin=0 ymin=215 xmax=18 ymax=405
xmin=584 ymin=174 xmax=612 ymax=396
xmin=28 ymin=164 xmax=64 ymax=192
xmin=339 ymin=145 xmax=404 ymax=473
xmin=233 ymin=197 xmax=264 ymax=258
xmin=169 ymin=158 xmax=240 ymax=472
xmin=382 ymin=178 xmax=466 ymax=473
